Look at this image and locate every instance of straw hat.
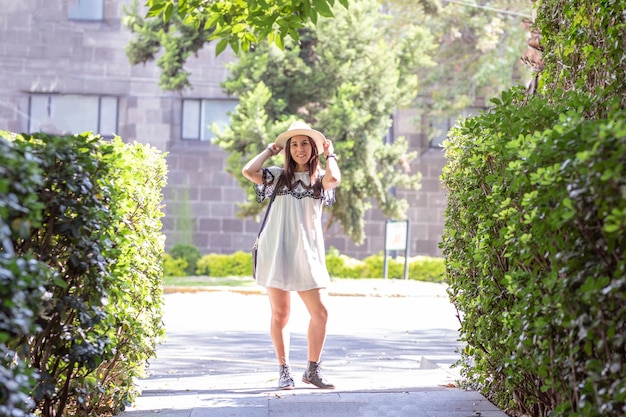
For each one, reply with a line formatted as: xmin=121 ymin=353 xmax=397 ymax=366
xmin=275 ymin=121 xmax=325 ymax=155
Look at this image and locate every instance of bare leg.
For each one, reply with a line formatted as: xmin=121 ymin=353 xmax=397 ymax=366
xmin=297 ymin=288 xmax=329 ymax=362
xmin=267 ymin=287 xmax=291 ymax=365
xmin=298 ymin=288 xmax=334 ymax=389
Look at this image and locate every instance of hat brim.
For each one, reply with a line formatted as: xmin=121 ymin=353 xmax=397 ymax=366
xmin=275 ymin=128 xmax=325 ymax=155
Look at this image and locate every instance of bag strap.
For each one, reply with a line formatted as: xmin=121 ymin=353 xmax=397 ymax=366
xmin=256 ymin=174 xmax=281 ymax=239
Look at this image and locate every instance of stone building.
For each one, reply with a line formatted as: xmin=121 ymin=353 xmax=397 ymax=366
xmin=0 ymin=0 xmax=450 ymax=259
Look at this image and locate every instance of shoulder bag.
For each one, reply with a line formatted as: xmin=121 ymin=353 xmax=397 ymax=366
xmin=252 ymin=176 xmax=280 ymax=279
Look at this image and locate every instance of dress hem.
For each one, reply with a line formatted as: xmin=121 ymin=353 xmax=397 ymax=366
xmin=259 ymin=283 xmax=328 ymax=292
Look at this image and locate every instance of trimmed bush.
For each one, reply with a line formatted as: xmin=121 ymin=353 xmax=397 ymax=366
xmin=0 ymin=134 xmax=48 ymax=417
xmin=440 ymin=0 xmax=626 ymax=415
xmin=163 ymin=253 xmax=188 ymax=277
xmin=408 ymin=257 xmax=446 ymax=282
xmin=169 ymin=243 xmax=201 ymax=276
xmin=325 ymin=246 xmax=362 ymax=278
xmin=0 ymin=132 xmax=166 ymax=417
xmin=191 ymin=247 xmax=445 ymax=282
xmin=441 ymin=89 xmax=626 ymax=416
xmin=196 ymin=251 xmax=253 ymax=277
xmin=326 ymin=248 xmax=445 ymax=281
xmin=95 ymin=137 xmax=167 ymax=415
xmin=360 ymin=254 xmax=446 ymax=281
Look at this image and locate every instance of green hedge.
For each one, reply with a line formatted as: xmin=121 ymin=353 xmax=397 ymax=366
xmin=181 ymin=246 xmax=445 ymax=282
xmin=0 ymin=132 xmax=167 ymax=417
xmin=0 ymin=133 xmax=49 ymax=416
xmin=326 ymin=247 xmax=446 ymax=281
xmin=441 ymin=89 xmax=625 ymax=416
xmin=196 ymin=251 xmax=253 ymax=277
xmin=169 ymin=243 xmax=201 ymax=276
xmin=163 ymin=253 xmax=188 ymax=277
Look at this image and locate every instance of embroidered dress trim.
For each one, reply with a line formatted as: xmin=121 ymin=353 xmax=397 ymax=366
xmin=255 ymin=167 xmax=335 ymax=207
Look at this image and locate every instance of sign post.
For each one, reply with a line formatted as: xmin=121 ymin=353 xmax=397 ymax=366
xmin=383 ymin=220 xmax=410 ymax=280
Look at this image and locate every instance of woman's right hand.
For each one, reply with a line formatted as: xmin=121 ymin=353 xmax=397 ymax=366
xmin=267 ymin=143 xmax=281 ymax=156
xmin=243 ymin=144 xmax=281 ymax=184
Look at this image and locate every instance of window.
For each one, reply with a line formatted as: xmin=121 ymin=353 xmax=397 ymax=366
xmin=68 ymin=0 xmax=104 ymax=21
xmin=430 ymin=107 xmax=482 ymax=147
xmin=383 ymin=115 xmax=394 ymax=145
xmin=29 ymin=94 xmax=118 ymax=137
xmin=182 ymin=98 xmax=239 ymax=141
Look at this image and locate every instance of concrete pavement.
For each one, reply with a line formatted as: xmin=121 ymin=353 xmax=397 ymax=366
xmin=119 ymin=279 xmax=508 ymax=417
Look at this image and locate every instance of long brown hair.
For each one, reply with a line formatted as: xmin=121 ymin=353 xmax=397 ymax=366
xmin=281 ymin=137 xmax=321 ymax=191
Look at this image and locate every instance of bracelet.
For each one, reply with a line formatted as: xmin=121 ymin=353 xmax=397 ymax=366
xmin=326 ymin=153 xmax=338 ymax=160
xmin=265 ymin=148 xmax=274 ymax=156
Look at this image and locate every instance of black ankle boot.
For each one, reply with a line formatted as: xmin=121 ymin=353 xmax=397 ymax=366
xmin=302 ymin=361 xmax=335 ymax=389
xmin=279 ymin=364 xmax=295 ymax=390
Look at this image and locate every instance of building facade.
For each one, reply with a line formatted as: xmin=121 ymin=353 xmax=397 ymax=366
xmin=0 ymin=0 xmax=448 ymax=259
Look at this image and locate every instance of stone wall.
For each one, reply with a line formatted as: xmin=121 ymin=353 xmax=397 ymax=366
xmin=0 ymin=0 xmax=447 ymax=260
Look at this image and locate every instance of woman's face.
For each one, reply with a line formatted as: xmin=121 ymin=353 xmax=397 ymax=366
xmin=289 ymin=135 xmax=314 ymax=166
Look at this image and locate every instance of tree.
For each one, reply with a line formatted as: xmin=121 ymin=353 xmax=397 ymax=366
xmin=213 ymin=0 xmax=434 ymax=244
xmin=125 ymin=0 xmax=349 ymax=90
xmin=126 ymin=0 xmax=533 ymax=111
xmin=125 ymin=1 xmax=213 ymax=91
xmin=381 ymin=0 xmax=538 ymax=114
xmin=380 ymin=0 xmax=533 ymax=114
xmin=141 ymin=0 xmax=348 ymax=53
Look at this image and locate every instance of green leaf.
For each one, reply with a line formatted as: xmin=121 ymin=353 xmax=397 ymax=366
xmin=177 ymin=0 xmax=188 ymax=16
xmin=146 ymin=1 xmax=166 ymax=18
xmin=231 ymin=23 xmax=247 ymax=34
xmin=215 ymin=38 xmax=229 ymax=55
xmin=313 ymin=0 xmax=334 ymax=18
xmin=274 ymin=32 xmax=284 ymax=49
xmin=562 ymin=198 xmax=573 ymax=209
xmin=603 ymin=222 xmax=620 ymax=233
xmin=163 ymin=2 xmax=174 ymax=22
xmin=204 ymin=12 xmax=222 ymax=30
xmin=53 ymin=276 xmax=68 ymax=289
xmin=287 ymin=28 xmax=300 ymax=43
xmin=241 ymin=36 xmax=250 ymax=52
xmin=229 ymin=37 xmax=240 ymax=54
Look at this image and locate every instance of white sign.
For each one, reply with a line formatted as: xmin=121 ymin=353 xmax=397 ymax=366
xmin=385 ymin=221 xmax=408 ymax=251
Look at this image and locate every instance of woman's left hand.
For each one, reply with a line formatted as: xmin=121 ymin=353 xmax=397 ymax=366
xmin=323 ymin=139 xmax=334 ymax=157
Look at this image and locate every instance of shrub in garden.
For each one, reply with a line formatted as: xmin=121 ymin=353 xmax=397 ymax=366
xmin=325 ymin=247 xmax=348 ymax=277
xmin=0 ymin=134 xmax=48 ymax=417
xmin=196 ymin=251 xmax=252 ymax=277
xmin=96 ymin=137 xmax=167 ymax=415
xmin=362 ymin=253 xmax=403 ymax=279
xmin=190 ymin=248 xmax=445 ymax=281
xmin=163 ymin=253 xmax=188 ymax=277
xmin=407 ymin=257 xmax=445 ymax=282
xmin=441 ymin=89 xmax=626 ymax=416
xmin=325 ymin=246 xmax=365 ymax=278
xmin=325 ymin=247 xmax=445 ymax=281
xmin=440 ymin=0 xmax=626 ymax=414
xmin=0 ymin=132 xmax=166 ymax=417
xmin=169 ymin=243 xmax=201 ymax=276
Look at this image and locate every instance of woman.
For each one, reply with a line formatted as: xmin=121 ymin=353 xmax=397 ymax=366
xmin=242 ymin=121 xmax=341 ymax=390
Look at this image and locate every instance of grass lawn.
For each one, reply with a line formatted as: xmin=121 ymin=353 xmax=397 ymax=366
xmin=162 ymin=276 xmax=256 ymax=287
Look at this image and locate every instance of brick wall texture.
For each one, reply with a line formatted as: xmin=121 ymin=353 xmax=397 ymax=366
xmin=0 ymin=0 xmax=447 ymax=259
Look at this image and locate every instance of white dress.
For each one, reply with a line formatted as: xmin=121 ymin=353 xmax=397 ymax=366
xmin=254 ymin=166 xmax=335 ymax=291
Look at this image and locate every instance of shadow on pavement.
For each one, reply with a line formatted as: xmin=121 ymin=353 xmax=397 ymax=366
xmin=142 ymin=328 xmax=462 ymax=380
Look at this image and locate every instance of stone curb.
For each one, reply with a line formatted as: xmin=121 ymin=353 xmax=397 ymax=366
xmin=163 ymin=279 xmax=450 ymax=299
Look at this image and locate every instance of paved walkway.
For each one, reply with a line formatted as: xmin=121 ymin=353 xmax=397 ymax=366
xmin=119 ymin=280 xmax=509 ymax=417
